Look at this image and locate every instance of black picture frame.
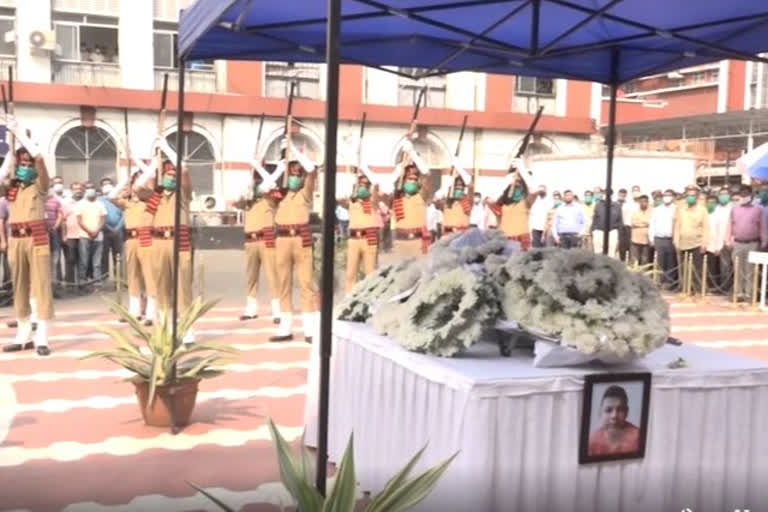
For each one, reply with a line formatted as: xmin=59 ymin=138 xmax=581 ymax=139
xmin=579 ymin=372 xmax=651 ymax=464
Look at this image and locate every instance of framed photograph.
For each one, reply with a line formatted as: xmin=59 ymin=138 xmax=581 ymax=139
xmin=579 ymin=372 xmax=651 ymax=464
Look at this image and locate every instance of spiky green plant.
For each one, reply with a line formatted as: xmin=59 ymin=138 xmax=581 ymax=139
xmin=81 ymin=297 xmax=237 ymax=407
xmin=190 ymin=418 xmax=457 ymax=512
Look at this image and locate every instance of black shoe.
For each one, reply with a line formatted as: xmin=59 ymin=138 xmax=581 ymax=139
xmin=273 ymin=317 xmax=280 ymax=325
xmin=143 ymin=320 xmax=153 ymax=327
xmin=239 ymin=314 xmax=257 ymax=321
xmin=2 ymin=341 xmax=33 ymax=352
xmin=304 ymin=336 xmax=313 ymax=344
xmin=118 ymin=317 xmax=128 ymax=323
xmin=6 ymin=320 xmax=16 ymax=328
xmin=32 ymin=323 xmax=37 ymax=331
xmin=36 ymin=346 xmax=51 ymax=356
xmin=269 ymin=334 xmax=293 ymax=343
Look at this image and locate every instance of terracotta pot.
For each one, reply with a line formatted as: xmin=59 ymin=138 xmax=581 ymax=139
xmin=133 ymin=378 xmax=200 ymax=427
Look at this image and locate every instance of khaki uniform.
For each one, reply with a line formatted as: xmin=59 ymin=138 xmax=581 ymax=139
xmin=442 ymin=198 xmax=471 ymax=238
xmin=151 ymin=192 xmax=192 ymax=316
xmin=489 ymin=199 xmax=531 ymax=250
xmin=346 ymin=199 xmax=378 ymax=291
xmin=8 ymin=181 xmax=54 ymax=321
xmin=244 ymin=197 xmax=278 ymax=301
xmin=274 ymin=188 xmax=317 ymax=313
xmin=393 ymin=193 xmax=428 ymax=258
xmin=117 ymin=197 xmax=156 ymax=298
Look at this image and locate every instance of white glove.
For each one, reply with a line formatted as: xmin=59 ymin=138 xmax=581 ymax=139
xmin=272 ymin=160 xmax=287 ymax=183
xmin=409 ymin=151 xmax=429 ymax=175
xmin=451 ymin=156 xmax=472 ymax=184
xmin=358 ymin=162 xmax=377 ymax=184
xmin=132 ymin=156 xmax=158 ymax=188
xmin=291 ymin=143 xmax=316 ymax=172
xmin=6 ymin=115 xmax=41 ymax=158
xmin=377 ymin=172 xmax=396 ymax=195
xmin=154 ymin=136 xmax=178 ymax=165
xmin=250 ymin=159 xmax=272 ymax=183
xmin=400 ymin=139 xmax=414 ymax=154
xmin=279 ymin=137 xmax=288 ymax=152
xmin=434 ymin=182 xmax=448 ymax=201
xmin=0 ymin=149 xmax=11 ymax=180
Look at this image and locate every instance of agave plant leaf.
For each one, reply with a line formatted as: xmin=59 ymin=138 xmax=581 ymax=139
xmin=146 ymin=356 xmax=163 ymax=407
xmin=267 ymin=418 xmax=323 ymax=511
xmin=171 ymin=342 xmax=238 ymax=363
xmin=96 ymin=327 xmax=145 ymax=357
xmin=300 ymin=435 xmax=317 ymax=487
xmin=104 ymin=298 xmax=152 ymax=343
xmin=364 ymin=444 xmax=427 ymax=511
xmin=178 ymin=355 xmax=229 ymax=380
xmin=321 ymin=434 xmax=357 ymax=512
xmin=187 ymin=481 xmax=236 ymax=512
xmin=192 ymin=369 xmax=226 ymax=379
xmin=364 ymin=452 xmax=458 ymax=512
xmin=176 ymin=298 xmax=220 ymax=341
xmin=104 ymin=355 xmax=152 ymax=379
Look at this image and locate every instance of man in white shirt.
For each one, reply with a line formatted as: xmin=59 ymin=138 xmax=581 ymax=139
xmin=528 ymin=185 xmax=551 ymax=248
xmin=469 ymin=192 xmax=484 ymax=228
xmin=426 ymin=201 xmax=442 ymax=243
xmin=75 ymin=182 xmax=107 ymax=291
xmin=648 ymin=188 xmax=677 ymax=289
xmin=707 ymin=189 xmax=732 ymax=295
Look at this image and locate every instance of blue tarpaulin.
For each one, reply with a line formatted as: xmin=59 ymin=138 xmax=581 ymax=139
xmin=179 ymin=0 xmax=768 ymax=84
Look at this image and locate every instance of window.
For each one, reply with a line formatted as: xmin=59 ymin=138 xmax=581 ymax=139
xmin=690 ymin=71 xmax=706 ymax=84
xmin=54 ymin=0 xmax=119 ymax=16
xmin=0 ymin=17 xmax=14 ymax=56
xmin=153 ymin=32 xmax=177 ymax=69
xmin=265 ymin=62 xmax=321 ymax=99
xmin=165 ymin=131 xmax=215 ymax=195
xmin=54 ymin=21 xmax=118 ymax=62
xmin=515 ymin=76 xmax=555 ymax=96
xmin=397 ymin=68 xmax=447 ymax=108
xmin=263 ymin=132 xmax=322 ymax=167
xmin=55 ymin=126 xmax=118 ymax=184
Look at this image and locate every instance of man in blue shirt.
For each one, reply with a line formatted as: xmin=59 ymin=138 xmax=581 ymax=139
xmin=99 ymin=177 xmax=124 ymax=283
xmin=552 ymin=190 xmax=585 ymax=249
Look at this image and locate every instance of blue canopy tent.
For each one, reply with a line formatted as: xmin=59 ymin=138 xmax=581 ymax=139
xmin=177 ymin=0 xmax=768 ymax=494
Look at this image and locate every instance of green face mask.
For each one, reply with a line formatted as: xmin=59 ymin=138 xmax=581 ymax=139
xmin=553 ymin=200 xmax=562 ymax=208
xmin=584 ymin=197 xmax=593 ymax=205
xmin=685 ymin=194 xmax=697 ymax=206
xmin=653 ymin=199 xmax=662 ymax=207
xmin=356 ymin=186 xmax=370 ymax=199
xmin=16 ymin=166 xmax=37 ymax=184
xmin=718 ymin=194 xmax=730 ymax=205
xmin=706 ymin=203 xmax=716 ymax=214
xmin=760 ymin=190 xmax=768 ymax=205
xmin=594 ymin=193 xmax=602 ymax=201
xmin=162 ymin=177 xmax=176 ymax=190
xmin=403 ymin=181 xmax=419 ymax=195
xmin=511 ymin=187 xmax=524 ymax=202
xmin=453 ymin=188 xmax=465 ymax=200
xmin=287 ymin=175 xmax=302 ymax=191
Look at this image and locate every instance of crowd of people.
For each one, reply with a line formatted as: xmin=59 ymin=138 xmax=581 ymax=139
xmin=0 ymin=175 xmax=125 ymax=299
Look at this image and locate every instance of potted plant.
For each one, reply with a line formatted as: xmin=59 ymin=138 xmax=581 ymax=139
xmin=190 ymin=418 xmax=457 ymax=511
xmin=82 ymin=297 xmax=237 ymax=427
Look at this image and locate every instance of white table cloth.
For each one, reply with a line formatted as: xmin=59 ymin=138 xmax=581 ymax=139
xmin=304 ymin=321 xmax=768 ymax=512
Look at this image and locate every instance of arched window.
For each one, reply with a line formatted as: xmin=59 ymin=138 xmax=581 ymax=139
xmin=165 ymin=131 xmax=216 ymax=195
xmin=55 ymin=126 xmax=118 ymax=184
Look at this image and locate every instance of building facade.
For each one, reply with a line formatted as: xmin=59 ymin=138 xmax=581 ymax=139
xmin=0 ymin=0 xmax=603 ymax=215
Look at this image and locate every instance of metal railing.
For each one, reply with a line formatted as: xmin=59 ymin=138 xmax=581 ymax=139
xmin=156 ymin=69 xmax=217 ymax=93
xmin=0 ymin=56 xmax=16 ymax=80
xmin=53 ymin=61 xmax=121 ymax=87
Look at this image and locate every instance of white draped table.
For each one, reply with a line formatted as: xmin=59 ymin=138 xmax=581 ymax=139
xmin=304 ymin=322 xmax=768 ymax=512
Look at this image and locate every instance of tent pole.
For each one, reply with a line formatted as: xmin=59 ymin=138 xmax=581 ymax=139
xmin=316 ymin=0 xmax=341 ymax=496
xmin=603 ymin=49 xmax=619 ymax=256
xmin=169 ymin=57 xmax=186 ymax=435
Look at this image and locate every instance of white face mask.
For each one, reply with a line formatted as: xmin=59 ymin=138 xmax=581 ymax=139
xmin=741 ymin=196 xmax=753 ymax=205
xmin=85 ymin=188 xmax=96 ymax=199
xmin=52 ymin=183 xmax=64 ymax=195
xmin=102 ymin=184 xmax=113 ymax=195
xmin=663 ymin=196 xmax=673 ymax=204
xmin=474 ymin=198 xmax=481 ymax=204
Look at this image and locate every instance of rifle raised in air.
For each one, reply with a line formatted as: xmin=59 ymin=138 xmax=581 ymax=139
xmin=281 ymin=81 xmax=297 ymax=188
xmin=503 ymin=105 xmax=544 ymax=199
xmin=395 ymin=87 xmax=427 ymax=192
xmin=446 ymin=114 xmax=469 ymax=199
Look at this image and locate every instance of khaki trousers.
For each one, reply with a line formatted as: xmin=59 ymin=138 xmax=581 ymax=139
xmin=246 ymin=241 xmax=279 ymax=299
xmin=346 ymin=238 xmax=377 ymax=291
xmin=276 ymin=236 xmax=317 ymax=313
xmin=9 ymin=238 xmax=54 ymax=320
xmin=125 ymin=239 xmax=157 ymax=298
xmin=393 ymin=239 xmax=423 ymax=260
xmin=152 ymin=239 xmax=192 ymax=316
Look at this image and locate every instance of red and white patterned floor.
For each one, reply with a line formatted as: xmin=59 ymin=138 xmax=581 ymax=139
xmin=0 ymin=295 xmax=765 ymax=511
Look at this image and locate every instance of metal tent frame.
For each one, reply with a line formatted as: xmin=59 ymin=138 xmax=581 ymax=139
xmin=174 ymin=0 xmax=768 ymax=495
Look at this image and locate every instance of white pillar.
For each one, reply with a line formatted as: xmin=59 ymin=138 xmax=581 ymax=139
xmin=744 ymin=60 xmax=754 ymax=110
xmin=757 ymin=62 xmax=765 ymax=110
xmin=119 ymin=0 xmax=154 ymax=90
xmin=589 ymin=82 xmax=602 ymax=126
xmin=717 ymin=60 xmax=729 ymax=113
xmin=15 ymin=0 xmax=52 ymax=83
xmin=554 ymin=79 xmax=568 ymax=117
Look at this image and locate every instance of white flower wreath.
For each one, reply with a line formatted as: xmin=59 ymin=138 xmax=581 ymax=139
xmin=335 ymin=259 xmax=421 ymax=322
xmin=499 ymin=248 xmax=669 ymax=360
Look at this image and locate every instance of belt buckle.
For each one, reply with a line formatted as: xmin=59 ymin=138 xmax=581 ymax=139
xmin=408 ymin=233 xmax=415 ymax=239
xmin=18 ymin=228 xmax=26 ymax=236
xmin=131 ymin=230 xmax=138 ymax=237
xmin=164 ymin=230 xmax=171 ymax=239
xmin=251 ymin=233 xmax=258 ymax=240
xmin=289 ymin=228 xmax=297 ymax=236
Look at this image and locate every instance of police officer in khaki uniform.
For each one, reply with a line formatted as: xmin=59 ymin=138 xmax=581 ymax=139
xmin=269 ymin=142 xmax=319 ymax=343
xmin=486 ymin=159 xmax=537 ymax=249
xmin=435 ymin=157 xmax=473 ymax=238
xmin=340 ymin=167 xmax=380 ymax=291
xmin=108 ymin=155 xmax=158 ymax=325
xmin=1 ymin=115 xmax=53 ymax=356
xmin=236 ymin=160 xmax=280 ymax=324
xmin=390 ymin=140 xmax=431 ymax=259
xmin=141 ymin=138 xmax=195 ymax=344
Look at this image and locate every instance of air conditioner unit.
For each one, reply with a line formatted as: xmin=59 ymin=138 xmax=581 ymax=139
xmin=29 ymin=30 xmax=56 ymax=52
xmin=192 ymin=194 xmax=227 ymax=212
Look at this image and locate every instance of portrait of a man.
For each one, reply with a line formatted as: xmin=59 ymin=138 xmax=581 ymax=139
xmin=579 ymin=373 xmax=651 ymax=464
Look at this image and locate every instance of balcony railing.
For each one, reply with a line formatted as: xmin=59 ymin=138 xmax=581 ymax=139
xmin=155 ymin=69 xmax=217 ymax=93
xmin=53 ymin=61 xmax=121 ymax=87
xmin=0 ymin=56 xmax=16 ymax=80
xmin=54 ymin=0 xmax=119 ymax=16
